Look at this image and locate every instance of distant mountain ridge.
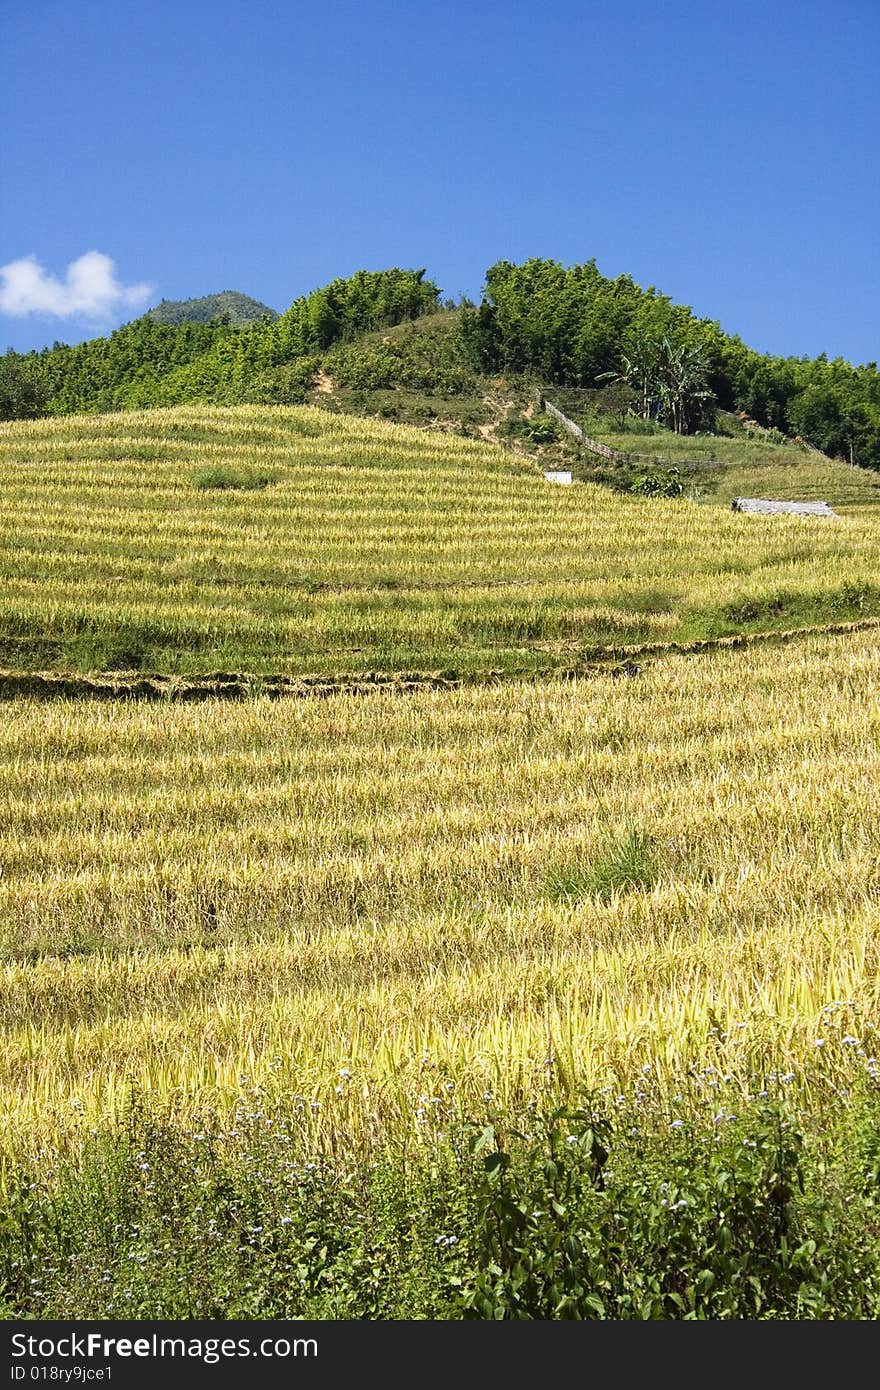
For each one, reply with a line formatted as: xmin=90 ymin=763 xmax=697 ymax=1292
xmin=146 ymin=291 xmax=278 ymax=326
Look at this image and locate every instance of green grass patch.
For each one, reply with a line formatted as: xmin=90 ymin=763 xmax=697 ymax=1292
xmin=193 ymin=467 xmax=275 ymax=491
xmin=545 ymin=823 xmax=661 ymax=904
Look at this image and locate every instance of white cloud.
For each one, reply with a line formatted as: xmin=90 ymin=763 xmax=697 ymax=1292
xmin=0 ymin=251 xmax=152 ymax=319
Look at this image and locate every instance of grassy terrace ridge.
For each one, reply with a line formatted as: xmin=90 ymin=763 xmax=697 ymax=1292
xmin=2 ymin=403 xmax=880 ymax=680
xmin=539 ymin=399 xmax=880 ymax=513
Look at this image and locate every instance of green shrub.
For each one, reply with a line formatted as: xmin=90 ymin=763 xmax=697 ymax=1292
xmin=462 ymin=1098 xmax=866 ymax=1319
xmin=2 ymin=1084 xmax=880 ymax=1318
xmin=193 ymin=468 xmax=274 ymax=491
xmin=523 ymin=413 xmax=560 ymax=445
xmin=629 ymin=467 xmax=684 ymax=498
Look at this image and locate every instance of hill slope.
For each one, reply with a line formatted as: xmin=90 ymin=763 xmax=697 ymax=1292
xmin=6 ymin=258 xmax=879 ymax=473
xmin=145 ymin=290 xmax=278 ymax=326
xmin=1 ymin=404 xmax=879 ymax=680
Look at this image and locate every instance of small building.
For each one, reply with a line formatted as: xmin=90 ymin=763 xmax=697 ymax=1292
xmin=545 ymin=470 xmax=573 ymax=485
xmin=732 ymin=497 xmax=838 ymax=518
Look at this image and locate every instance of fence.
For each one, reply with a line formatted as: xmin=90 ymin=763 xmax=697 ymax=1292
xmin=538 ymin=395 xmax=703 ymax=469
xmin=541 ymin=395 xmax=830 ymax=471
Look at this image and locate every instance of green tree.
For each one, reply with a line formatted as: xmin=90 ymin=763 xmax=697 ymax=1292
xmin=655 ymin=336 xmax=715 ymax=434
xmin=0 ymin=353 xmax=49 ymax=420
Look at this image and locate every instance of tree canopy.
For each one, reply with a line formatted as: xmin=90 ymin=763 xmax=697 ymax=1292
xmin=3 ymin=257 xmax=878 ymax=471
xmin=458 ymin=258 xmax=880 ymax=463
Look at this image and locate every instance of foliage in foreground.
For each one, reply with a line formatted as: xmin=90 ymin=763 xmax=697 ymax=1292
xmin=2 ymin=1080 xmax=880 ymax=1320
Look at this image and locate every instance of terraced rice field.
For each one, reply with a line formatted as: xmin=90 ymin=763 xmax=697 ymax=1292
xmin=1 ymin=627 xmax=878 ymax=1150
xmin=1 ymin=406 xmax=880 ymax=680
xmin=3 ymin=404 xmax=880 ymax=1318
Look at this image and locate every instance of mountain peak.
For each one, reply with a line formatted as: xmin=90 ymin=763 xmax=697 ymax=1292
xmin=146 ymin=291 xmax=278 ymax=326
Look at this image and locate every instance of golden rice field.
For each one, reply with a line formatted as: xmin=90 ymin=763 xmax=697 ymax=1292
xmin=2 ymin=405 xmax=880 ymax=679
xmin=2 ymin=627 xmax=878 ymax=1152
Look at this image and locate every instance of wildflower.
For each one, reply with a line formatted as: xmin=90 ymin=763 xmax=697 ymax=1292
xmin=565 ymin=1134 xmax=578 ymax=1145
xmin=842 ymin=1036 xmax=859 ymax=1047
xmin=670 ymin=1119 xmax=684 ymax=1130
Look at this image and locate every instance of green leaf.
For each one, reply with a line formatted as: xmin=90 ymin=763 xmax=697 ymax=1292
xmin=484 ymin=1151 xmax=510 ymax=1174
xmin=472 ymin=1125 xmax=495 ymax=1155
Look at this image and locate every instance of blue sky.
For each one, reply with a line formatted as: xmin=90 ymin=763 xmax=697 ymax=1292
xmin=2 ymin=0 xmax=878 ymax=363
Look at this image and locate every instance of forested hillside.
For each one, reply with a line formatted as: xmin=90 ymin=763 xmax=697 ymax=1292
xmin=0 ymin=268 xmax=440 ymax=417
xmin=3 ymin=257 xmax=879 ymax=469
xmin=460 ymin=260 xmax=880 ymax=466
